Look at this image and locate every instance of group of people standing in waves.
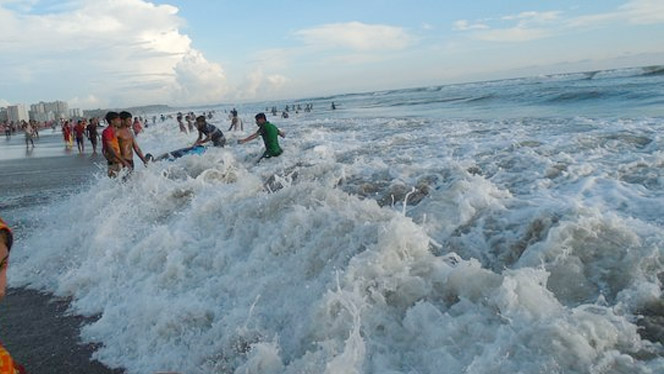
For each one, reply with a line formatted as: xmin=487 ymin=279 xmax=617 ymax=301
xmin=108 ymin=111 xmax=285 ymax=177
xmin=102 ymin=111 xmax=148 ymax=178
xmin=59 ymin=116 xmax=143 ymax=155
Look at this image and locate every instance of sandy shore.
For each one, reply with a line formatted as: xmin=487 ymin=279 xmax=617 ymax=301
xmin=0 ymin=288 xmax=125 ymax=373
xmin=1 ymin=135 xmax=124 ymax=373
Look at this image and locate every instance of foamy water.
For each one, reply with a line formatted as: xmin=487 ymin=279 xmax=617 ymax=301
xmin=8 ymin=67 xmax=664 ymax=373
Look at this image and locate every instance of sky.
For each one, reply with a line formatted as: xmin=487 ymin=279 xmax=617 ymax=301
xmin=0 ymin=0 xmax=663 ymax=109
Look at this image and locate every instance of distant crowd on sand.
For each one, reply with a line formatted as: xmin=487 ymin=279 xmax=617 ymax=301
xmin=0 ymin=115 xmax=146 ymax=153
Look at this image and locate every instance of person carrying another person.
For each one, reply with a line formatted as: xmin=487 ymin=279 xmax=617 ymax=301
xmin=0 ymin=218 xmax=27 ymax=374
xmin=238 ymin=113 xmax=285 ymax=163
xmin=102 ymin=112 xmax=131 ymax=177
xmin=118 ymin=111 xmax=148 ymax=171
xmin=193 ymin=116 xmax=226 ymax=147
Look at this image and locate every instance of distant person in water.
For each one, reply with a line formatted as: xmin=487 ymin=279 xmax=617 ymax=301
xmin=331 ymin=102 xmax=336 ymax=110
xmin=62 ymin=120 xmax=72 ymax=149
xmin=177 ymin=112 xmax=186 ymax=133
xmin=186 ymin=113 xmax=195 ymax=133
xmin=74 ymin=119 xmax=87 ymax=153
xmin=0 ymin=218 xmax=27 ymax=374
xmin=194 ymin=116 xmax=226 ymax=147
xmin=118 ymin=111 xmax=148 ymax=171
xmin=31 ymin=120 xmax=39 ymax=139
xmin=102 ymin=112 xmax=131 ymax=177
xmin=86 ymin=117 xmax=100 ymax=154
xmin=238 ymin=113 xmax=285 ymax=163
xmin=228 ymin=109 xmax=243 ymax=131
xmin=132 ymin=117 xmax=143 ymax=135
xmin=23 ymin=121 xmax=35 ymax=148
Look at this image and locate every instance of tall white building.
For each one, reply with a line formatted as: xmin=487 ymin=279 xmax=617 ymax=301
xmin=69 ymin=108 xmax=82 ymax=118
xmin=28 ymin=100 xmax=69 ymax=121
xmin=7 ymin=104 xmax=29 ymax=123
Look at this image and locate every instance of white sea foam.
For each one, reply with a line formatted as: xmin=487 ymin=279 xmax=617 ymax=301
xmin=8 ymin=88 xmax=664 ymax=374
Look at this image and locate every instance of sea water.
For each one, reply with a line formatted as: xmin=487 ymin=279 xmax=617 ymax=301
xmin=7 ymin=66 xmax=664 ymax=373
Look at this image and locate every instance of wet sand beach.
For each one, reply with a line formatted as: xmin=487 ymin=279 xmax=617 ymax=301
xmin=0 ymin=288 xmax=125 ymax=374
xmin=1 ymin=132 xmax=123 ymax=373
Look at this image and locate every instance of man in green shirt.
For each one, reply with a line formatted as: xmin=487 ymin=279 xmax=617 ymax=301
xmin=238 ymin=113 xmax=285 ymax=162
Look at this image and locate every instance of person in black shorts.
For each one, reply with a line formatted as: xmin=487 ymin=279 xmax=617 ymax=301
xmin=86 ymin=117 xmax=100 ymax=154
xmin=193 ymin=116 xmax=225 ymax=147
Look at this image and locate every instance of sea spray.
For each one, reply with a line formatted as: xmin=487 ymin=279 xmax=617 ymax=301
xmin=7 ymin=69 xmax=664 ymax=373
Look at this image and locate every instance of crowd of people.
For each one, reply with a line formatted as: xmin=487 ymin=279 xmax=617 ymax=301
xmin=0 ymin=102 xmax=336 ymax=373
xmin=101 ymin=110 xmax=286 ymax=178
xmin=2 ymin=102 xmax=325 ymax=180
xmin=266 ymin=102 xmax=316 ymax=119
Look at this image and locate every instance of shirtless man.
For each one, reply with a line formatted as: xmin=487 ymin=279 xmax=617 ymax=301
xmin=117 ymin=111 xmax=147 ymax=171
xmin=86 ymin=117 xmax=100 ymax=154
xmin=102 ymin=112 xmax=131 ymax=177
xmin=23 ymin=121 xmax=35 ymax=148
xmin=74 ymin=119 xmax=87 ymax=153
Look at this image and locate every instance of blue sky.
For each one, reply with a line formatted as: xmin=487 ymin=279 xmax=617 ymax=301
xmin=0 ymin=0 xmax=662 ymax=109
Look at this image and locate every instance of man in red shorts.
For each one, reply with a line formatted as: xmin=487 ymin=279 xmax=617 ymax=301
xmin=102 ymin=112 xmax=131 ymax=177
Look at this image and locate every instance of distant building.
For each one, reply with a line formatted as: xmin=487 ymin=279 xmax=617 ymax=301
xmin=7 ymin=104 xmax=29 ymax=123
xmin=0 ymin=108 xmax=8 ymax=122
xmin=69 ymin=108 xmax=82 ymax=119
xmin=28 ymin=100 xmax=69 ymax=121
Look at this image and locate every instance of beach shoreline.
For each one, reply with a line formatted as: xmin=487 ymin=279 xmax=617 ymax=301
xmin=0 ymin=287 xmax=125 ymax=374
xmin=1 ymin=134 xmax=123 ymax=373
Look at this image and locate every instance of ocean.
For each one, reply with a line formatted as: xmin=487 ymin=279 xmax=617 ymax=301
xmin=2 ymin=65 xmax=664 ymax=373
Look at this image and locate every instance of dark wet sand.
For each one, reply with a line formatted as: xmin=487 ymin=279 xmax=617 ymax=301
xmin=1 ymin=134 xmax=124 ymax=373
xmin=0 ymin=288 xmax=125 ymax=374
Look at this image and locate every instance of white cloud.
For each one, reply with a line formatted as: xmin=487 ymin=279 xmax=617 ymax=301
xmin=69 ymin=94 xmax=104 ymax=109
xmin=561 ymin=1 xmax=664 ymax=28
xmin=454 ymin=11 xmax=559 ymax=42
xmin=236 ymin=69 xmax=290 ymax=100
xmin=455 ymin=1 xmax=664 ymax=43
xmin=453 ymin=20 xmax=489 ymax=31
xmin=266 ymin=74 xmax=288 ymax=89
xmin=615 ymin=0 xmax=664 ymax=24
xmin=0 ymin=0 xmax=228 ymax=108
xmin=474 ymin=27 xmax=551 ymax=43
xmin=173 ymin=50 xmax=227 ymax=105
xmin=294 ymin=21 xmax=413 ymax=51
xmin=329 ymin=53 xmax=387 ymax=65
xmin=502 ymin=11 xmax=561 ymax=24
